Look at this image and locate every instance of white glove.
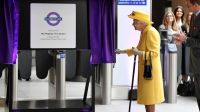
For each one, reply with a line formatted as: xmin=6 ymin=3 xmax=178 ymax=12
xmin=132 ymin=48 xmax=143 ymax=55
xmin=115 ymin=49 xmax=126 ymax=54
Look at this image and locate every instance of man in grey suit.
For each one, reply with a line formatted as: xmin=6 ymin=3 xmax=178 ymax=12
xmin=175 ymin=0 xmax=200 ymax=110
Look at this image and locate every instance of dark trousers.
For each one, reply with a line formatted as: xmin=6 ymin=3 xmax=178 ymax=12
xmin=194 ymin=73 xmax=200 ymax=111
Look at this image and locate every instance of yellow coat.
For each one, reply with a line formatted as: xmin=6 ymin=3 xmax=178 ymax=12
xmin=126 ymin=25 xmax=165 ymax=105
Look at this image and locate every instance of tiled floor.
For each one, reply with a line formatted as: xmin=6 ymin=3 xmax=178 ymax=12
xmin=0 ymin=96 xmax=198 ymax=112
xmin=0 ymin=72 xmax=199 ymax=112
xmin=95 ymin=96 xmax=198 ymax=112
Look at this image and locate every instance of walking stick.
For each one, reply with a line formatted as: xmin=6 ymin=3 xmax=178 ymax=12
xmin=128 ymin=55 xmax=137 ymax=112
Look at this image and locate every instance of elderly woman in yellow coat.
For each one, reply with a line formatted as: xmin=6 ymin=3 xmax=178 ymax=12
xmin=116 ymin=11 xmax=165 ymax=112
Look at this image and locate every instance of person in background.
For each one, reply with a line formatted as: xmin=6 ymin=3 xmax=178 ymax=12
xmin=116 ymin=11 xmax=164 ymax=112
xmin=181 ymin=12 xmax=193 ymax=82
xmin=174 ymin=6 xmax=185 ymax=32
xmin=173 ymin=6 xmax=185 ymax=81
xmin=159 ymin=10 xmax=179 ymax=43
xmin=174 ymin=0 xmax=200 ymax=110
xmin=182 ymin=12 xmax=193 ymax=33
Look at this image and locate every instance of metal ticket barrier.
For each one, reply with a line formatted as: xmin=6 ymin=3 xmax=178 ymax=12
xmin=95 ymin=63 xmax=113 ymax=105
xmin=49 ymin=50 xmax=66 ymax=100
xmin=5 ymin=56 xmax=18 ymax=102
xmin=12 ymin=57 xmax=18 ymax=102
xmin=165 ymin=44 xmax=177 ymax=103
xmin=160 ymin=30 xmax=177 ymax=103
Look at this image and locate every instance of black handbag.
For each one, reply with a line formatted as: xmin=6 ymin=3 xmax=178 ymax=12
xmin=144 ymin=52 xmax=152 ymax=80
xmin=177 ymin=76 xmax=195 ymax=96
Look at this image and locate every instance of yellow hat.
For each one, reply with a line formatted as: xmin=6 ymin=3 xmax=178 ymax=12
xmin=128 ymin=11 xmax=153 ymax=24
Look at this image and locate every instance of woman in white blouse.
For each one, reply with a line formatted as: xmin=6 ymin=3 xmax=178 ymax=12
xmin=174 ymin=6 xmax=185 ymax=32
xmin=159 ymin=10 xmax=179 ymax=43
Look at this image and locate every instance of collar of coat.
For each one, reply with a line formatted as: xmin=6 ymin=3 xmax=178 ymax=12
xmin=142 ymin=25 xmax=151 ymax=35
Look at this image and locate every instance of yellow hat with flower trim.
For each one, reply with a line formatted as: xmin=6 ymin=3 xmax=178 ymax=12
xmin=128 ymin=11 xmax=153 ymax=24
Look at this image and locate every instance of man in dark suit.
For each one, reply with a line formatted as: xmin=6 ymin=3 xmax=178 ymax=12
xmin=175 ymin=0 xmax=200 ymax=110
